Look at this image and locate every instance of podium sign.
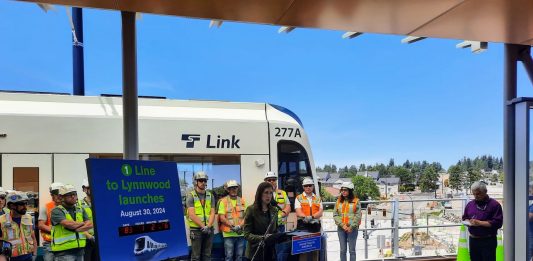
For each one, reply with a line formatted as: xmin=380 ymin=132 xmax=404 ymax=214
xmin=291 ymin=232 xmax=322 ymax=255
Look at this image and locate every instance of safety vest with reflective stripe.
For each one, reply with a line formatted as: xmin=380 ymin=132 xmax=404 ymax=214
xmin=41 ymin=201 xmax=56 ymax=242
xmin=0 ymin=213 xmax=34 ymax=257
xmin=77 ymin=199 xmax=94 ymax=235
xmin=296 ymin=193 xmax=321 ymax=219
xmin=187 ymin=190 xmax=212 ymax=228
xmin=335 ymin=197 xmax=361 ymax=226
xmin=51 ymin=205 xmax=86 ymax=252
xmin=274 ymin=190 xmax=288 ymax=225
xmin=219 ymin=196 xmax=245 ymax=232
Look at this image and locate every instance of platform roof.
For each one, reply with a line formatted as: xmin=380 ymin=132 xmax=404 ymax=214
xmin=17 ymin=0 xmax=533 ymax=45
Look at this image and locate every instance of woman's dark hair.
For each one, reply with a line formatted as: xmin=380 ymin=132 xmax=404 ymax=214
xmin=254 ymin=182 xmax=274 ymax=209
xmin=339 ymin=189 xmax=355 ymax=202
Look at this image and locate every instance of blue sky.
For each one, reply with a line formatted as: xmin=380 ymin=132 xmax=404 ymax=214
xmin=1 ymin=2 xmax=532 ymax=169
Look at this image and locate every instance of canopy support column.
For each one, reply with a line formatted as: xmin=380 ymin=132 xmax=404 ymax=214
xmin=121 ymin=11 xmax=138 ymax=160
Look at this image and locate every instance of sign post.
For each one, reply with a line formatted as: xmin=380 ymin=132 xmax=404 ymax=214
xmin=86 ymin=159 xmax=188 ymax=260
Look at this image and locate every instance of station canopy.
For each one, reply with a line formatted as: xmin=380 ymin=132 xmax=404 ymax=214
xmin=18 ymin=0 xmax=533 ymax=45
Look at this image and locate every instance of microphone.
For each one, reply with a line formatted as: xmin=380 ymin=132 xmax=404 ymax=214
xmin=270 ymin=200 xmax=283 ymax=211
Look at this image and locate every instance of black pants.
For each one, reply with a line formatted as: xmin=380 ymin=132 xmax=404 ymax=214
xmin=469 ymin=236 xmax=497 ymax=261
xmin=85 ymin=238 xmax=100 ymax=261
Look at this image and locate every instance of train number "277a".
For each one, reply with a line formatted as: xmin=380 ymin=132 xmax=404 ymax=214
xmin=274 ymin=127 xmax=301 ymax=138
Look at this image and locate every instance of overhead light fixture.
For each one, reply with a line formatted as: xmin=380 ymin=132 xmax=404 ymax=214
xmin=456 ymin=41 xmax=488 ymax=53
xmin=278 ymin=26 xmax=295 ymax=34
xmin=401 ymin=36 xmax=426 ymax=44
xmin=209 ymin=20 xmax=223 ymax=28
xmin=342 ymin=32 xmax=363 ymax=39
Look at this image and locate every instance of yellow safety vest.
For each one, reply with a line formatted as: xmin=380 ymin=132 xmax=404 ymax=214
xmin=51 ymin=205 xmax=86 ymax=252
xmin=274 ymin=190 xmax=288 ymax=225
xmin=0 ymin=213 xmax=34 ymax=257
xmin=77 ymin=199 xmax=94 ymax=235
xmin=187 ymin=190 xmax=212 ymax=228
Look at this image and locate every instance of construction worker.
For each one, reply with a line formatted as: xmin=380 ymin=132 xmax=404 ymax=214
xmin=38 ymin=182 xmax=64 ymax=261
xmin=78 ymin=179 xmax=96 ymax=261
xmin=0 ymin=188 xmax=7 ymax=215
xmin=295 ymin=177 xmax=323 ymax=231
xmin=51 ymin=184 xmax=93 ymax=261
xmin=334 ymin=181 xmax=361 ymax=261
xmin=263 ymin=171 xmax=291 ymax=260
xmin=0 ymin=191 xmax=37 ymax=261
xmin=218 ymin=180 xmax=246 ymax=261
xmin=186 ymin=171 xmax=215 ymax=261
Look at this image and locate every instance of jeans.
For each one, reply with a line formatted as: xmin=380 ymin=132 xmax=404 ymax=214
xmin=337 ymin=226 xmax=358 ymax=261
xmin=190 ymin=229 xmax=213 ymax=261
xmin=469 ymin=236 xmax=497 ymax=261
xmin=223 ymin=236 xmax=245 ymax=261
xmin=275 ymin=225 xmax=290 ymax=261
xmin=43 ymin=242 xmax=54 ymax=261
xmin=11 ymin=254 xmax=32 ymax=261
xmin=54 ymin=254 xmax=83 ymax=261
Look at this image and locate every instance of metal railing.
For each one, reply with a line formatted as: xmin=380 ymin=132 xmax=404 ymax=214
xmin=321 ymin=196 xmax=502 ymax=260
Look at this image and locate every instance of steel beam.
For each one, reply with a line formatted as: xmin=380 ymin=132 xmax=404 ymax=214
xmin=518 ymin=47 xmax=533 ymax=86
xmin=72 ymin=7 xmax=85 ymax=95
xmin=503 ymin=44 xmax=518 ymax=261
xmin=121 ymin=11 xmax=139 ymax=160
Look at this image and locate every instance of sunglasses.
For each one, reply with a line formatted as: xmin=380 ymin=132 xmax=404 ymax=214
xmin=227 ymin=186 xmax=238 ymax=190
xmin=14 ymin=202 xmax=28 ymax=206
xmin=197 ymin=179 xmax=208 ymax=183
xmin=303 ymin=185 xmax=313 ymax=188
xmin=340 ymin=189 xmax=349 ymax=192
xmin=64 ymin=193 xmax=77 ymax=197
xmin=0 ymin=196 xmax=5 ymax=200
xmin=266 ymin=179 xmax=277 ymax=182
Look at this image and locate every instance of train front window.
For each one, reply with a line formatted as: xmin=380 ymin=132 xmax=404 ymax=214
xmin=277 ymin=141 xmax=312 ymax=207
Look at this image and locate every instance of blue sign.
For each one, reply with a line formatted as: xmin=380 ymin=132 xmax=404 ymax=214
xmin=86 ymin=159 xmax=188 ymax=260
xmin=291 ymin=232 xmax=322 ymax=255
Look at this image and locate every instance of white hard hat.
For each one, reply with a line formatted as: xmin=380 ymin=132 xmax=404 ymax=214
xmin=0 ymin=187 xmax=6 ymax=197
xmin=264 ymin=171 xmax=278 ymax=180
xmin=194 ymin=171 xmax=209 ymax=180
xmin=6 ymin=191 xmax=29 ymax=204
xmin=82 ymin=179 xmax=89 ymax=188
xmin=59 ymin=184 xmax=77 ymax=196
xmin=49 ymin=182 xmax=64 ymax=193
xmin=302 ymin=177 xmax=314 ymax=186
xmin=225 ymin=180 xmax=240 ymax=189
xmin=340 ymin=181 xmax=354 ymax=190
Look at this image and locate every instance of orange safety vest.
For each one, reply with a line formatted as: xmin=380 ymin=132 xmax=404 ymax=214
xmin=335 ymin=197 xmax=361 ymax=226
xmin=41 ymin=201 xmax=56 ymax=242
xmin=219 ymin=196 xmax=245 ymax=233
xmin=296 ymin=194 xmax=321 ymax=218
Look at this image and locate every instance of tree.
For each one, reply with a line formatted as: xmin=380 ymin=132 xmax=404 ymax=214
xmin=419 ymin=166 xmax=439 ymax=193
xmin=466 ymin=168 xmax=482 ymax=190
xmin=448 ymin=165 xmax=463 ymax=192
xmin=359 ymin=164 xmax=367 ymax=172
xmin=352 ymin=175 xmax=380 ymax=201
xmin=490 ymin=173 xmax=498 ymax=183
xmin=392 ymin=166 xmax=414 ymax=186
xmin=388 ymin=158 xmax=395 ymax=167
xmin=320 ymin=187 xmax=336 ymax=202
